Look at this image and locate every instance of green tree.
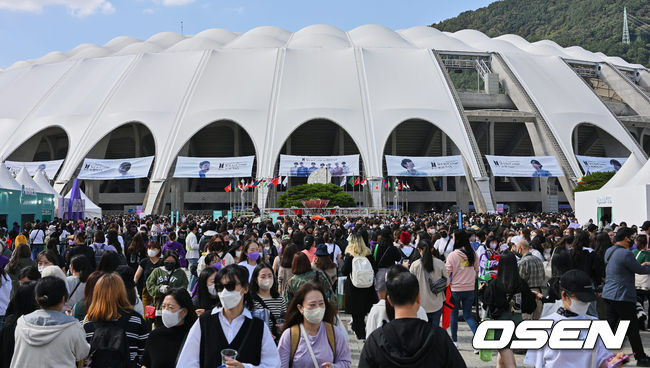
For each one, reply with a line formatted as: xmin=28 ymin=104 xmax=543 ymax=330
xmin=277 ymin=183 xmax=356 ymax=208
xmin=573 ymin=171 xmax=616 ymax=196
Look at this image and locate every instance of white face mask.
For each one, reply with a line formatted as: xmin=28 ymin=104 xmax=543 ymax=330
xmin=38 ymin=265 xmax=45 ymax=273
xmin=219 ymin=289 xmax=243 ymax=309
xmin=161 ymin=308 xmax=185 ymax=328
xmin=147 ymin=249 xmax=159 ymax=258
xmin=302 ymin=306 xmax=325 ymax=324
xmin=567 ymin=297 xmax=590 ymax=315
xmin=235 ymin=251 xmax=242 ymax=258
xmin=208 ymin=284 xmax=217 ymax=296
xmin=259 ymin=278 xmax=274 ymax=290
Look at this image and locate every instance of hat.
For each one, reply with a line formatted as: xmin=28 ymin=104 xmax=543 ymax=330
xmin=399 ymin=231 xmax=411 ymax=244
xmin=560 ymin=270 xmax=596 ymax=302
xmin=642 ymin=221 xmax=650 ymax=231
xmin=116 ymin=265 xmax=136 ymax=289
xmin=314 ymin=244 xmax=330 ymax=257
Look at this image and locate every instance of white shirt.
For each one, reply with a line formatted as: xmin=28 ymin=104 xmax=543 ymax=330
xmin=29 ymin=229 xmax=45 ymax=245
xmin=524 ymin=312 xmax=612 ymax=368
xmin=365 ymin=299 xmax=428 ymax=339
xmin=325 ymin=243 xmax=342 ymax=266
xmin=185 ymin=231 xmax=200 ymax=259
xmin=434 ymin=237 xmax=454 ymax=258
xmin=177 ymin=307 xmax=280 ymax=368
xmin=238 ymin=261 xmax=257 ymax=282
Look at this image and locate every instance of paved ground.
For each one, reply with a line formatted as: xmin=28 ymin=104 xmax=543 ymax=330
xmin=338 ymin=314 xmax=650 ymax=367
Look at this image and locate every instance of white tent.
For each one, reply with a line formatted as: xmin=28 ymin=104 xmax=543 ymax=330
xmin=33 ymin=170 xmax=60 ymax=198
xmin=576 ymin=154 xmax=650 ymax=226
xmin=0 ymin=163 xmax=21 ymax=190
xmin=64 ymin=189 xmax=102 ymax=219
xmin=15 ymin=167 xmax=45 ymax=193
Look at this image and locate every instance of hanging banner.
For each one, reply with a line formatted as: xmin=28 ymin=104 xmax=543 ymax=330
xmin=77 ymin=156 xmax=154 ymax=180
xmin=385 ymin=155 xmax=466 ymax=177
xmin=173 ymin=156 xmax=254 ymax=178
xmin=279 ymin=154 xmax=360 ymax=177
xmin=4 ymin=159 xmax=64 ymax=179
xmin=575 ymin=155 xmax=627 ymax=175
xmin=486 ymin=155 xmax=564 ymax=177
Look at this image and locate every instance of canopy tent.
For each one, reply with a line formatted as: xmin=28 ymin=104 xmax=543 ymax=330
xmin=33 ymin=170 xmax=61 ymax=199
xmin=64 ymin=188 xmax=102 ymax=219
xmin=0 ymin=164 xmax=21 ymax=190
xmin=15 ymin=168 xmax=46 ymax=193
xmin=576 ymin=154 xmax=650 ymax=226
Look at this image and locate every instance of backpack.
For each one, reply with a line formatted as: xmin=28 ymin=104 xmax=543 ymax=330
xmin=289 ymin=322 xmax=336 ymax=368
xmin=86 ymin=315 xmax=130 ymax=368
xmin=94 ymin=244 xmax=106 ymax=265
xmin=350 ymin=256 xmax=373 ymax=288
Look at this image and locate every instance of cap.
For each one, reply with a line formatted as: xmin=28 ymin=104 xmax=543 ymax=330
xmin=314 ymin=244 xmax=330 ymax=256
xmin=642 ymin=221 xmax=650 ymax=231
xmin=560 ymin=270 xmax=596 ymax=302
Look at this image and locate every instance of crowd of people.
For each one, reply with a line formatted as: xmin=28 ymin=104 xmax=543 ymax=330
xmin=0 ymin=211 xmax=649 ymax=367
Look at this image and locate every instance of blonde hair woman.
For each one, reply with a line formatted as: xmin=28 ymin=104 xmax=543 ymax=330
xmin=341 ymin=232 xmax=378 ymax=339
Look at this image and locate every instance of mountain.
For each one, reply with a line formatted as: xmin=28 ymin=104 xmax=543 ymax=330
xmin=432 ymin=0 xmax=650 ymax=68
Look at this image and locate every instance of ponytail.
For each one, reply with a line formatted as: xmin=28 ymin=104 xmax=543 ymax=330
xmin=417 ymin=240 xmax=434 ymax=273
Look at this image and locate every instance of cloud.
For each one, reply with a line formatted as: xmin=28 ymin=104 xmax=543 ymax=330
xmin=0 ymin=0 xmax=115 ymax=17
xmin=224 ymin=6 xmax=244 ymax=14
xmin=157 ymin=0 xmax=194 ymax=6
xmin=143 ymin=7 xmax=155 ymax=14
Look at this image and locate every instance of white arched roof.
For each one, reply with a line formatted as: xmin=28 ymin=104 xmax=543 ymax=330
xmin=0 ymin=24 xmax=647 ymax=188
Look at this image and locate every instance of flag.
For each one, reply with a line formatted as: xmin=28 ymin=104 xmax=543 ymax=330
xmin=224 ymin=184 xmax=232 ymax=192
xmin=405 ymin=181 xmax=410 ymax=190
xmin=348 ymin=177 xmax=354 ymax=186
xmin=282 ymin=176 xmax=288 ymax=187
xmin=384 ymin=180 xmax=389 ymax=189
xmin=360 ymin=178 xmax=367 ymax=186
xmin=340 ymin=176 xmax=347 ymax=187
xmin=354 ymin=177 xmax=360 ymax=186
xmin=252 ymin=180 xmax=259 ymax=187
xmin=272 ymin=177 xmax=280 ymax=186
xmin=237 ymin=183 xmax=243 ymax=191
xmin=397 ymin=183 xmax=402 ymax=190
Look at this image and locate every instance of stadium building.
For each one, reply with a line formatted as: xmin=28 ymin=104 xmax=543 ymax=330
xmin=1 ymin=25 xmax=649 ymax=214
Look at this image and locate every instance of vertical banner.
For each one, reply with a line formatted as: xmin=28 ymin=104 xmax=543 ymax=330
xmin=279 ymin=154 xmax=360 ymax=177
xmin=213 ymin=210 xmax=223 ymax=221
xmin=575 ymin=155 xmax=627 ymax=175
xmin=485 ymin=155 xmax=564 ymax=177
xmin=385 ymin=155 xmax=466 ymax=177
xmin=77 ymin=156 xmax=154 ymax=180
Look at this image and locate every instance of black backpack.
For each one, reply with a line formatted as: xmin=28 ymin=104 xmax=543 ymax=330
xmin=87 ymin=315 xmax=130 ymax=368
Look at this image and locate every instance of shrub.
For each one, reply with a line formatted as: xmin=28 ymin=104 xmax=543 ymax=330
xmin=277 ymin=183 xmax=356 ymax=208
xmin=573 ymin=171 xmax=616 ymax=196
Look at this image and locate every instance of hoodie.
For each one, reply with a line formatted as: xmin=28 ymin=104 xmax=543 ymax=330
xmin=11 ymin=309 xmax=89 ymax=368
xmin=359 ymin=318 xmax=466 ymax=368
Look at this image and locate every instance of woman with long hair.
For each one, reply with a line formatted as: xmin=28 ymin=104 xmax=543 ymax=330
xmin=372 ymin=228 xmax=402 ymax=300
xmin=83 ymin=273 xmax=148 ymax=367
xmin=312 ymin=244 xmax=338 ymax=288
xmin=481 ymin=251 xmax=537 ymax=367
xmin=283 ymin=253 xmax=335 ymax=307
xmin=278 ymin=282 xmax=351 ymax=367
xmin=277 ymin=243 xmax=298 ymax=293
xmin=11 ymin=277 xmax=89 ymax=367
xmin=141 ymin=288 xmax=197 ymax=368
xmin=0 ymin=281 xmax=38 ymax=368
xmin=250 ymin=262 xmax=286 ymax=341
xmin=127 ymin=232 xmax=147 ymax=270
xmin=192 ymin=267 xmax=219 ymax=316
xmin=72 ymin=270 xmax=104 ymax=321
xmin=177 ymin=265 xmax=280 ymax=367
xmin=238 ymin=239 xmax=262 ymax=281
xmin=5 ymin=244 xmax=35 ymax=298
xmin=341 ymin=232 xmax=378 ymax=340
xmin=410 ymin=239 xmax=448 ymax=327
xmin=134 ymin=240 xmax=163 ymax=301
xmin=66 ymin=254 xmax=91 ymax=307
xmin=445 ymin=230 xmax=479 ymax=346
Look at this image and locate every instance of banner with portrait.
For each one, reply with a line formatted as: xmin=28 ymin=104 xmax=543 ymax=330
xmin=173 ymin=156 xmax=255 ymax=178
xmin=4 ymin=159 xmax=64 ymax=179
xmin=279 ymin=154 xmax=360 ymax=177
xmin=485 ymin=155 xmax=564 ymax=177
xmin=575 ymin=155 xmax=627 ymax=175
xmin=385 ymin=155 xmax=466 ymax=177
xmin=77 ymin=156 xmax=154 ymax=180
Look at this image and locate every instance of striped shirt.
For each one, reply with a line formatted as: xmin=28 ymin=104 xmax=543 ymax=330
xmin=252 ymin=295 xmax=287 ymax=330
xmin=83 ymin=309 xmax=149 ymax=364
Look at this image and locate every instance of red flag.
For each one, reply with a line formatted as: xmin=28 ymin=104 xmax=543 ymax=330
xmin=224 ymin=184 xmax=231 ymax=192
xmin=360 ymin=178 xmax=367 ymax=185
xmin=384 ymin=181 xmax=389 ymax=188
xmin=354 ymin=177 xmax=360 ymax=186
xmin=272 ymin=177 xmax=280 ymax=186
xmin=238 ymin=183 xmax=243 ymax=190
xmin=397 ymin=183 xmax=402 ymax=190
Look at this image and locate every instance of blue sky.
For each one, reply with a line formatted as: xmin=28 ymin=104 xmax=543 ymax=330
xmin=0 ymin=0 xmax=496 ymax=68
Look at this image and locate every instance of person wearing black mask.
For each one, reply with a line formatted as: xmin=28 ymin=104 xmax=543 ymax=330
xmin=146 ymin=250 xmax=189 ymax=328
xmin=602 ymin=227 xmax=650 ymax=366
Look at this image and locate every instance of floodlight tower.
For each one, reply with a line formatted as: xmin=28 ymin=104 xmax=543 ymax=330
xmin=622 ymin=7 xmax=631 ymax=44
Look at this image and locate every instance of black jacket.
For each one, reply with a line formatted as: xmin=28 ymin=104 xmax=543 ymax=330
xmin=481 ymin=278 xmax=537 ymax=319
xmin=341 ymin=254 xmax=378 ymax=315
xmin=360 ymin=318 xmax=467 ymax=368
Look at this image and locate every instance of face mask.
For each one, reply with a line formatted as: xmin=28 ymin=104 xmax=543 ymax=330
xmin=147 ymin=249 xmax=159 ymax=258
xmin=299 ymin=226 xmax=304 ymax=230
xmin=38 ymin=265 xmax=45 ymax=273
xmin=440 ymin=232 xmax=447 ymax=239
xmin=428 ymin=229 xmax=435 ymax=235
xmin=288 ymin=229 xmax=293 ymax=234
xmin=247 ymin=251 xmax=260 ymax=261
xmin=68 ymin=240 xmax=74 ymax=246
xmin=489 ymin=242 xmax=498 ymax=250
xmin=259 ymin=278 xmax=274 ymax=290
xmin=162 ymin=308 xmax=185 ymax=328
xmin=208 ymin=284 xmax=217 ymax=296
xmin=219 ymin=289 xmax=243 ymax=309
xmin=567 ymin=298 xmax=590 ymax=315
xmin=164 ymin=261 xmax=176 ymax=271
xmin=235 ymin=251 xmax=242 ymax=258
xmin=303 ymin=306 xmax=325 ymax=324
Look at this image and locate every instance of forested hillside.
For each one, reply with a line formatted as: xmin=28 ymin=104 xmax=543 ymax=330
xmin=432 ymin=0 xmax=650 ymax=67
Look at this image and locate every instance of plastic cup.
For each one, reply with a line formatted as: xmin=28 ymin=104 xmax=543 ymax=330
xmin=276 ymin=318 xmax=285 ymax=330
xmin=221 ymin=348 xmax=238 ymax=365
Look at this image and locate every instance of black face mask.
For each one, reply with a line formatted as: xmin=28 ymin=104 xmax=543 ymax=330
xmin=164 ymin=261 xmax=176 ymax=271
xmin=440 ymin=231 xmax=448 ymax=239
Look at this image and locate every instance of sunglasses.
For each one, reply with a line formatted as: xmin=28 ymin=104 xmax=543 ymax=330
xmin=216 ymin=282 xmax=241 ymax=292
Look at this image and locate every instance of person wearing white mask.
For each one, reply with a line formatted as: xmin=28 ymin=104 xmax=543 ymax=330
xmin=250 ymin=263 xmax=286 ymax=342
xmin=525 ymin=270 xmax=629 ymax=368
xmin=278 ymin=282 xmax=351 ymax=368
xmin=177 ymin=264 xmax=280 ymax=368
xmin=141 ymin=288 xmax=197 ymax=368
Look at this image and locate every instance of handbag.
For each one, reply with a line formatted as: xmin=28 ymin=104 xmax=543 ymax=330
xmin=144 ymin=305 xmax=156 ymax=319
xmin=424 ymin=270 xmax=448 ymax=294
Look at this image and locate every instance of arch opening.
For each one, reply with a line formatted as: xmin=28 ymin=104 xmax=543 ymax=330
xmin=7 ymin=126 xmax=69 ymax=163
xmin=572 ymin=123 xmax=630 ymax=158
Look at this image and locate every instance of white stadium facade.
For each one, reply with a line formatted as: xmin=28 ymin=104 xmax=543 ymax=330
xmin=1 ymin=24 xmax=650 ymax=215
